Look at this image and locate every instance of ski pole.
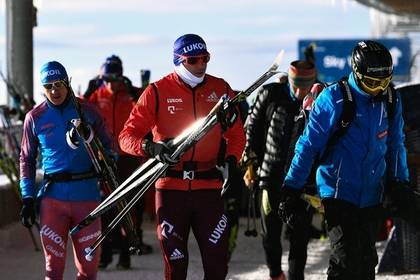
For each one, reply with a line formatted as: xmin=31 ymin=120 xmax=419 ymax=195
xmin=245 ymin=188 xmax=252 ymax=236
xmin=250 ymin=188 xmax=258 ymax=236
xmin=27 ymin=222 xmax=41 ymax=251
xmin=244 ymin=187 xmax=257 ymax=237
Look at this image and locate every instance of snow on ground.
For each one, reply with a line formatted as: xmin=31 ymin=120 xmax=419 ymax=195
xmin=1 ymin=217 xmax=420 ymax=279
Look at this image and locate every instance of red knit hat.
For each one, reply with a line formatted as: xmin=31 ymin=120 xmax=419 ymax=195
xmin=288 ymin=60 xmax=316 ymax=88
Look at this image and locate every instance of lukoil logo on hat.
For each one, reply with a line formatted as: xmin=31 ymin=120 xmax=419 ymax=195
xmin=173 ymin=34 xmax=209 ymax=65
xmin=40 ymin=61 xmax=68 ymax=84
xmin=181 ymin=42 xmax=207 ymax=55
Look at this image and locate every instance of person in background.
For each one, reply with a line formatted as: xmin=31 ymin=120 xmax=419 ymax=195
xmin=118 ymin=33 xmax=245 ymax=280
xmin=83 ymin=55 xmax=139 ymax=100
xmin=88 ymin=57 xmax=153 ymax=269
xmin=280 ymin=40 xmax=409 ymax=279
xmin=19 ymin=61 xmax=114 ymax=279
xmin=243 ymin=60 xmax=322 ymax=280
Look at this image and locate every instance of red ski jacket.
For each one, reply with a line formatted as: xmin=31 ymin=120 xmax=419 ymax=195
xmin=119 ymin=72 xmax=245 ymax=191
xmin=88 ymin=85 xmax=138 ymax=154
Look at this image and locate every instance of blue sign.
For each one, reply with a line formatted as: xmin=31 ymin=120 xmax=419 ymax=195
xmin=298 ymin=38 xmax=411 ymax=83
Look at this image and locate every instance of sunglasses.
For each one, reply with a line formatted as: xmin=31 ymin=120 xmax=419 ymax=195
xmin=177 ymin=54 xmax=210 ymax=65
xmin=43 ymin=80 xmax=66 ymax=90
xmin=356 ymin=72 xmax=392 ymax=93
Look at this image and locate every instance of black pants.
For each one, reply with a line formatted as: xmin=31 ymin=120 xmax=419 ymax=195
xmin=323 ymin=199 xmax=382 ymax=280
xmin=260 ymin=187 xmax=312 ymax=280
xmin=100 ymin=210 xmax=130 ymax=263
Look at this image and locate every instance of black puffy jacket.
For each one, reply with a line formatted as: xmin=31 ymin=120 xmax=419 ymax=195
xmin=245 ymin=82 xmax=304 ymax=189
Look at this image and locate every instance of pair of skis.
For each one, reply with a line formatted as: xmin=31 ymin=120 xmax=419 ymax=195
xmin=70 ymin=50 xmax=285 ymax=260
xmin=67 ymin=85 xmax=142 ymax=257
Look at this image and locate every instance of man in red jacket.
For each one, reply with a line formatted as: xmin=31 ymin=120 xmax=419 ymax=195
xmin=119 ymin=34 xmax=245 ymax=279
xmin=88 ymin=59 xmax=152 ymax=269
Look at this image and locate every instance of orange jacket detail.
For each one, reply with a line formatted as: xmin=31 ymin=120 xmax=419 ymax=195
xmin=88 ymin=85 xmax=137 ymax=154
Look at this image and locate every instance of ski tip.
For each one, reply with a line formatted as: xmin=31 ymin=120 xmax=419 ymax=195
xmin=270 ymin=49 xmax=285 ymax=72
xmin=70 ymin=226 xmax=81 ymax=236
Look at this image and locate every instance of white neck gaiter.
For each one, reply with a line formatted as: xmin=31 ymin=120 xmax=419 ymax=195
xmin=174 ymin=64 xmax=204 ymax=88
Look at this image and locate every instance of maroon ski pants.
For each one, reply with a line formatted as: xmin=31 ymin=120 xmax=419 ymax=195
xmin=155 ymin=189 xmax=229 ymax=280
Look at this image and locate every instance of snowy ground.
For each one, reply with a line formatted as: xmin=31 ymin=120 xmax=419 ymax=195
xmin=1 ymin=217 xmax=419 ymax=279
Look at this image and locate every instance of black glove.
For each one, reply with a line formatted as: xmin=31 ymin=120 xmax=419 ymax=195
xmin=385 ymin=180 xmax=420 ymax=228
xmin=217 ymin=156 xmax=240 ymax=199
xmin=216 ymin=98 xmax=238 ymax=130
xmin=278 ymin=185 xmax=307 ymax=230
xmin=142 ymin=138 xmax=179 ymax=165
xmin=20 ymin=197 xmax=36 ymax=228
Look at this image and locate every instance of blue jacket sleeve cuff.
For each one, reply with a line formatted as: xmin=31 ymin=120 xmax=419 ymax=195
xmin=20 ymin=178 xmax=35 ymax=198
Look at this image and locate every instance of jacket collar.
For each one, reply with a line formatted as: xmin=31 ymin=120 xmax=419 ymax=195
xmin=173 ymin=71 xmax=207 ymax=90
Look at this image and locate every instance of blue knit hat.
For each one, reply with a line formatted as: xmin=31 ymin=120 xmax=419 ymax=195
xmin=40 ymin=61 xmax=68 ymax=84
xmin=173 ymin=34 xmax=209 ymax=66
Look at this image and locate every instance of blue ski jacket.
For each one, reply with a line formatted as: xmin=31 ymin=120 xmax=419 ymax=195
xmin=19 ymin=97 xmax=114 ymax=201
xmin=284 ymin=73 xmax=409 ymax=207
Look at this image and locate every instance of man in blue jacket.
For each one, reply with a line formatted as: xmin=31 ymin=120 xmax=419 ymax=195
xmin=279 ymin=40 xmax=409 ymax=279
xmin=19 ymin=61 xmax=115 ymax=279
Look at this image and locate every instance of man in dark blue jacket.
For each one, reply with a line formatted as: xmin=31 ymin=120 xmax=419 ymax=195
xmin=279 ymin=41 xmax=409 ymax=279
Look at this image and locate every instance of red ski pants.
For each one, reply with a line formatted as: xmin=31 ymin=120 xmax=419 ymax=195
xmin=39 ymin=197 xmax=101 ymax=280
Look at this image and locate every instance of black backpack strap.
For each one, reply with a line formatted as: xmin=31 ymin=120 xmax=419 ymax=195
xmin=151 ymin=83 xmax=159 ymax=116
xmin=327 ymin=79 xmax=356 ymax=147
xmin=386 ymin=85 xmax=396 ymax=124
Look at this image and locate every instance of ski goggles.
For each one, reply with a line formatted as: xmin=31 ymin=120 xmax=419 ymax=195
xmin=43 ymin=80 xmax=66 ymax=90
xmin=102 ymin=74 xmax=123 ymax=83
xmin=356 ymin=72 xmax=392 ymax=92
xmin=177 ymin=54 xmax=211 ymax=65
